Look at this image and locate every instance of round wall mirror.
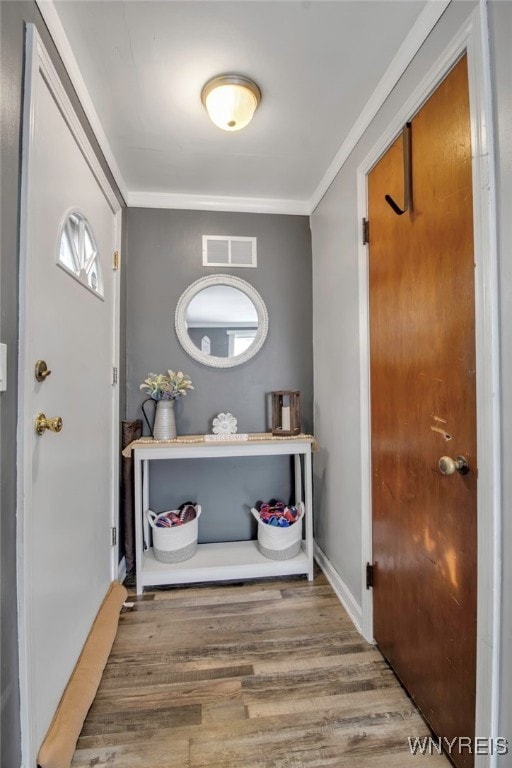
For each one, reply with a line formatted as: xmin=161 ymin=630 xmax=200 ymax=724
xmin=175 ymin=275 xmax=269 ymax=368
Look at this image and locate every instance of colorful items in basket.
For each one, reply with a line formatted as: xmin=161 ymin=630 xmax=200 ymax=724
xmin=155 ymin=501 xmax=197 ymax=528
xmin=255 ymin=499 xmax=299 ymax=528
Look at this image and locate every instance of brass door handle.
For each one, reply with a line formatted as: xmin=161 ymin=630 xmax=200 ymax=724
xmin=438 ymin=455 xmax=469 ymax=476
xmin=35 ymin=413 xmax=63 ymax=436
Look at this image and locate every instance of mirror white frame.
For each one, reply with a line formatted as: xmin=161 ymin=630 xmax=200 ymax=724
xmin=175 ymin=274 xmax=269 ymax=368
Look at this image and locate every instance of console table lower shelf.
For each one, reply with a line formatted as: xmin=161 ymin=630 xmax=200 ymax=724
xmin=140 ymin=540 xmax=310 ymax=588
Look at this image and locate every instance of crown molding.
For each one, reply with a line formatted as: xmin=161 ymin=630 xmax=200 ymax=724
xmin=309 ymin=0 xmax=451 ymax=212
xmin=35 ymin=0 xmax=129 ymax=202
xmin=126 ymin=191 xmax=310 ymax=216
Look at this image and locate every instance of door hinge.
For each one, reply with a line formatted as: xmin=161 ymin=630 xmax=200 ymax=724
xmin=111 ymin=527 xmax=117 ymax=546
xmin=112 ymin=366 xmax=118 ymax=385
xmin=362 ymin=218 xmax=370 ymax=245
xmin=366 ymin=562 xmax=375 ymax=589
xmin=113 ymin=251 xmax=120 ymax=271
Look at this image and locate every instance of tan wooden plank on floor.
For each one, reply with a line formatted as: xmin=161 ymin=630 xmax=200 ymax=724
xmin=71 ymin=736 xmax=190 ymax=768
xmin=72 ymin=569 xmax=450 ymax=767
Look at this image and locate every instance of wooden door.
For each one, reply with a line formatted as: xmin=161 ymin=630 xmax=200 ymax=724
xmin=368 ymin=55 xmax=476 ymax=768
xmin=18 ymin=27 xmax=119 ymax=765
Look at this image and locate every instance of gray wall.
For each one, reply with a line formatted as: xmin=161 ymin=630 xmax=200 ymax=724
xmin=126 ymin=209 xmax=312 ymax=542
xmin=0 ymin=3 xmax=125 ymax=766
xmin=488 ymin=0 xmax=512 ymax=762
xmin=311 ymin=0 xmax=511 ymax=758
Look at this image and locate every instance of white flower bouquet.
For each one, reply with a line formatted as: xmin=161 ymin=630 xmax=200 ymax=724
xmin=140 ymin=370 xmax=194 ymax=401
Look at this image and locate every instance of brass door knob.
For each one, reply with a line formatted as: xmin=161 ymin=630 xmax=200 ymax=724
xmin=438 ymin=455 xmax=469 ymax=476
xmin=35 ymin=413 xmax=63 ymax=436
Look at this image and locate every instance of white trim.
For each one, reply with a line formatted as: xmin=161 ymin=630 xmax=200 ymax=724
xmin=17 ymin=26 xmax=122 ymax=766
xmin=310 ymin=0 xmax=450 ymax=212
xmin=467 ymin=4 xmax=501 ymax=761
xmin=118 ymin=556 xmax=127 ymax=585
xmin=357 ymin=170 xmax=374 ymax=645
xmin=17 ymin=24 xmax=38 ymax=765
xmin=35 ymin=0 xmax=128 ymax=203
xmin=356 ymin=5 xmax=500 ymax=765
xmin=111 ymin=213 xmax=122 ymax=581
xmin=314 ymin=542 xmax=363 ymax=636
xmin=127 ymin=190 xmax=309 ymax=216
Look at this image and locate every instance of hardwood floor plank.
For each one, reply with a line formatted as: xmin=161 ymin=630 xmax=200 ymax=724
xmin=241 ymin=659 xmax=396 ymax=701
xmin=280 ymin=584 xmax=336 ymax=599
xmin=90 ymin=678 xmax=243 ymax=712
xmin=79 ymin=701 xmax=201 ymax=736
xmin=253 ymin=648 xmax=381 ymax=674
xmin=109 ymin=629 xmax=365 ymax=663
xmin=72 ymin=736 xmax=190 ymax=767
xmin=246 ymin=686 xmax=414 ymax=719
xmin=99 ymin=662 xmax=254 ymax=690
xmin=129 ymin=587 xmax=285 ymax=610
xmin=116 ymin=594 xmax=340 ymax=629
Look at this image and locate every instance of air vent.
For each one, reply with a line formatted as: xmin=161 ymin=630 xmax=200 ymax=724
xmin=202 ymin=235 xmax=257 ymax=268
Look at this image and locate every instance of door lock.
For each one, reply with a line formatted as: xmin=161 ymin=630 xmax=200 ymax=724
xmin=35 ymin=413 xmax=63 ymax=436
xmin=438 ymin=455 xmax=469 ymax=476
xmin=35 ymin=360 xmax=52 ymax=382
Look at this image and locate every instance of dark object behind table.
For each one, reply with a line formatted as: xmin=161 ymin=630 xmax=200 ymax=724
xmin=121 ymin=420 xmax=143 ymax=576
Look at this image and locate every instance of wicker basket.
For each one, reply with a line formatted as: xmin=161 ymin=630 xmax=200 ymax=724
xmin=147 ymin=505 xmax=201 ymax=563
xmin=250 ymin=503 xmax=304 ymax=560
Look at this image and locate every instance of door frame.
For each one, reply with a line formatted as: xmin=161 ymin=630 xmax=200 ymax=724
xmin=357 ymin=4 xmax=500 ymax=764
xmin=16 ymin=25 xmax=122 ymax=766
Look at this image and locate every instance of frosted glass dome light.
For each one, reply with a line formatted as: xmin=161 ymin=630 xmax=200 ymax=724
xmin=201 ymin=75 xmax=261 ymax=132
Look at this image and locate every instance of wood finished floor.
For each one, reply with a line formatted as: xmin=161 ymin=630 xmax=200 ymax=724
xmin=71 ymin=569 xmax=449 ymax=767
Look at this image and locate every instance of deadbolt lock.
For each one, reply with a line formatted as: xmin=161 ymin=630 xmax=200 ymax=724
xmin=35 ymin=360 xmax=52 ymax=382
xmin=438 ymin=455 xmax=469 ymax=476
xmin=35 ymin=413 xmax=63 ymax=436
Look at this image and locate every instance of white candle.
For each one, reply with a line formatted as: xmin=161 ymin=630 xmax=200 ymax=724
xmin=281 ymin=405 xmax=291 ymax=431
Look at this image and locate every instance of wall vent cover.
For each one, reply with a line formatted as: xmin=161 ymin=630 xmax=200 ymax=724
xmin=202 ymin=235 xmax=257 ymax=268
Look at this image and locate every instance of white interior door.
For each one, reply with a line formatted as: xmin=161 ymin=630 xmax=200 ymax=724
xmin=17 ymin=26 xmax=121 ymax=765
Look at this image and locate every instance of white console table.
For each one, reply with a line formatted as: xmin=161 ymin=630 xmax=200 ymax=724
xmin=128 ymin=434 xmax=315 ymax=594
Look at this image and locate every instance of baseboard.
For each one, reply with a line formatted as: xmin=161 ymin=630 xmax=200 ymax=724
xmin=314 ymin=542 xmax=363 ymax=634
xmin=118 ymin=556 xmax=127 ymax=584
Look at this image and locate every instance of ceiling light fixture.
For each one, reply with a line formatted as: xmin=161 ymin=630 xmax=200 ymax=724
xmin=201 ymin=75 xmax=261 ymax=132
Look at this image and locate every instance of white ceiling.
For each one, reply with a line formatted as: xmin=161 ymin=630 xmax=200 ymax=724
xmin=50 ymin=0 xmax=430 ymax=211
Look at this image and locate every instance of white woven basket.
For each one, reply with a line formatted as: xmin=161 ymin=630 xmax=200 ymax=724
xmin=147 ymin=505 xmax=202 ymax=563
xmin=250 ymin=503 xmax=304 ymax=560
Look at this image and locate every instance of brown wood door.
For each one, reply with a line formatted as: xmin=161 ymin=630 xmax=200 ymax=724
xmin=368 ymin=55 xmax=477 ymax=768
